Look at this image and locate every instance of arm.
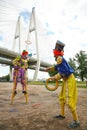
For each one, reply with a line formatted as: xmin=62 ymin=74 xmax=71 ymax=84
xmin=45 ymin=66 xmax=55 ymax=72
xmin=50 ymin=56 xmax=63 ymax=80
xmin=13 ymin=56 xmax=21 ymax=69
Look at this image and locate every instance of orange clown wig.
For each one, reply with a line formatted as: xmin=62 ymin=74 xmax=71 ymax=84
xmin=53 ymin=49 xmax=64 ymax=57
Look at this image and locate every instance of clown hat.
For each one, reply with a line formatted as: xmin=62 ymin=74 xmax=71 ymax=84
xmin=55 ymin=40 xmax=65 ymax=51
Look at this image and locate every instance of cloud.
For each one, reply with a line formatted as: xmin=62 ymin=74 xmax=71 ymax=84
xmin=20 ymin=10 xmax=31 ymax=23
xmin=0 ymin=0 xmax=87 ymax=78
xmin=46 ymin=31 xmax=55 ymax=35
xmin=0 ymin=35 xmax=3 ymax=41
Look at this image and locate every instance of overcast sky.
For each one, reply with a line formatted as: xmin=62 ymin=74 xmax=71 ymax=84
xmin=0 ymin=0 xmax=87 ymax=79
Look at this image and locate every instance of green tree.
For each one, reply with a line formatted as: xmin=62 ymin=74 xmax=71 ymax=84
xmin=6 ymin=74 xmax=10 ymax=81
xmin=68 ymin=58 xmax=78 ymax=77
xmin=74 ymin=51 xmax=87 ymax=81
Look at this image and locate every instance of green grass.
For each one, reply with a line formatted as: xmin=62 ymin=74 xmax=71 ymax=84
xmin=28 ymin=81 xmax=87 ymax=88
xmin=77 ymin=81 xmax=87 ymax=88
xmin=28 ymin=81 xmax=45 ymax=85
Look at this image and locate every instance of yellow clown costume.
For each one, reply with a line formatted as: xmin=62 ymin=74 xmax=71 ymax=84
xmin=54 ymin=56 xmax=78 ymax=113
xmin=46 ymin=40 xmax=80 ymax=129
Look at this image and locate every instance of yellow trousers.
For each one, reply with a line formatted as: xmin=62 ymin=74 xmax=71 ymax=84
xmin=59 ymin=74 xmax=78 ymax=112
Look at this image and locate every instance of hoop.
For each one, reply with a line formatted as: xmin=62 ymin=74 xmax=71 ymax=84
xmin=45 ymin=78 xmax=58 ymax=91
xmin=25 ymin=40 xmax=32 ymax=45
xmin=48 ymin=70 xmax=58 ymax=77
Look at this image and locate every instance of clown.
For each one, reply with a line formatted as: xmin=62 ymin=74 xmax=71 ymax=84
xmin=45 ymin=40 xmax=80 ymax=129
xmin=11 ymin=50 xmax=29 ymax=104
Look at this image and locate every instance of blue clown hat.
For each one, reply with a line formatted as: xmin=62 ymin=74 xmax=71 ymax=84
xmin=55 ymin=40 xmax=65 ymax=51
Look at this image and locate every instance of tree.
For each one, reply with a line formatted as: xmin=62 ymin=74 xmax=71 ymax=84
xmin=6 ymin=74 xmax=10 ymax=81
xmin=68 ymin=58 xmax=78 ymax=77
xmin=74 ymin=51 xmax=87 ymax=81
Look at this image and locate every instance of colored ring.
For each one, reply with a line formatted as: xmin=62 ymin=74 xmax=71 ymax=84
xmin=45 ymin=78 xmax=58 ymax=91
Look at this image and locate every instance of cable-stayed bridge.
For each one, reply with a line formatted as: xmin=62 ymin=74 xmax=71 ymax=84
xmin=0 ymin=47 xmax=52 ymax=70
xmin=0 ymin=7 xmax=53 ymax=81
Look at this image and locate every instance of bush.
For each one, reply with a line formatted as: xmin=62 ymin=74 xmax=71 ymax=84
xmin=6 ymin=74 xmax=10 ymax=81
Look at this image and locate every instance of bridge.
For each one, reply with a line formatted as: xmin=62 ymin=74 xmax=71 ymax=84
xmin=0 ymin=47 xmax=52 ymax=81
xmin=0 ymin=47 xmax=52 ymax=70
xmin=0 ymin=7 xmax=53 ymax=81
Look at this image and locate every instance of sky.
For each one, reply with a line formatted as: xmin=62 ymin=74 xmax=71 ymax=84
xmin=0 ymin=0 xmax=87 ymax=79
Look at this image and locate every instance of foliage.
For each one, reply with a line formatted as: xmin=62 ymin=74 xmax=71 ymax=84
xmin=0 ymin=74 xmax=10 ymax=81
xmin=6 ymin=74 xmax=10 ymax=81
xmin=68 ymin=58 xmax=77 ymax=76
xmin=68 ymin=51 xmax=87 ymax=81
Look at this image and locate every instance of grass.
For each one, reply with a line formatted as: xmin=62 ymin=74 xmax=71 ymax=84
xmin=29 ymin=81 xmax=45 ymax=85
xmin=28 ymin=81 xmax=87 ymax=88
xmin=77 ymin=81 xmax=87 ymax=88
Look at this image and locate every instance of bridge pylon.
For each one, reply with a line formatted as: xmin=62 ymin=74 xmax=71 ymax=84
xmin=12 ymin=7 xmax=40 ymax=81
xmin=26 ymin=7 xmax=40 ymax=81
xmin=12 ymin=16 xmax=21 ymax=54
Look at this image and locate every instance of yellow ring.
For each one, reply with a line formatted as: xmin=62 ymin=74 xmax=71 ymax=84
xmin=45 ymin=78 xmax=58 ymax=91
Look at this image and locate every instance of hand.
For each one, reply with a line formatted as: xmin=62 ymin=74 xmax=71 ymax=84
xmin=49 ymin=77 xmax=56 ymax=81
xmin=45 ymin=68 xmax=50 ymax=72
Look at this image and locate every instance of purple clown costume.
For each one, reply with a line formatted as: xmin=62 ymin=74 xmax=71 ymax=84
xmin=11 ymin=50 xmax=29 ymax=104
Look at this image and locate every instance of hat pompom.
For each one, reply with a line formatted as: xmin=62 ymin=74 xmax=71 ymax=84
xmin=22 ymin=50 xmax=28 ymax=56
